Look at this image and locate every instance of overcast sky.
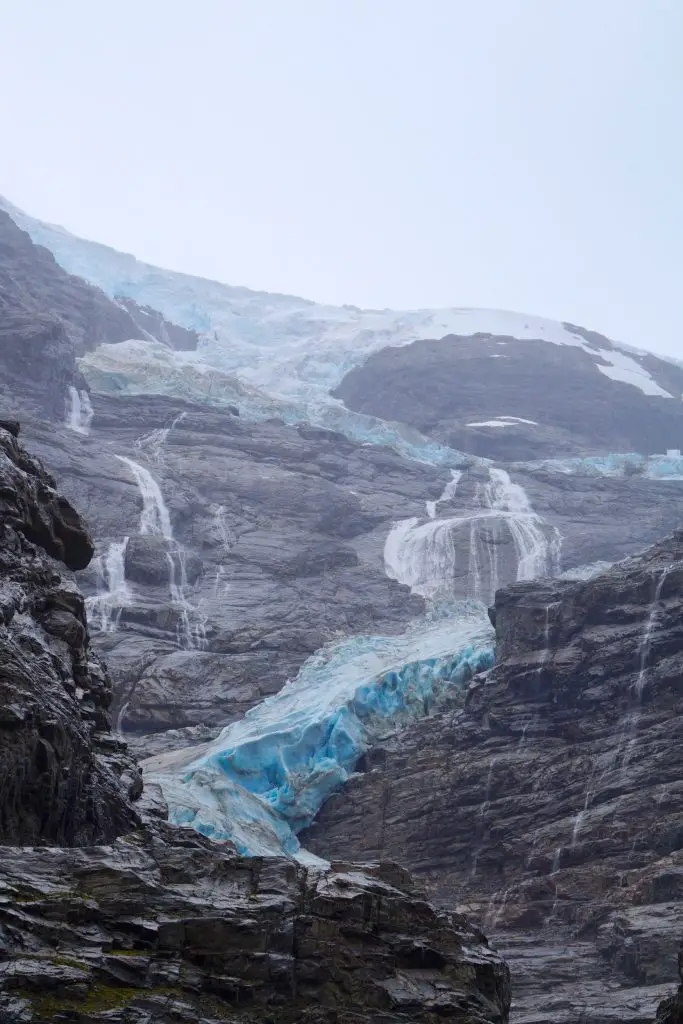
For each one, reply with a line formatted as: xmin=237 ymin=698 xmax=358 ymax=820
xmin=1 ymin=1 xmax=681 ymax=357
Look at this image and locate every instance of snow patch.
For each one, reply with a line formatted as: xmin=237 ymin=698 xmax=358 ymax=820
xmin=467 ymin=416 xmax=539 ymax=428
xmin=594 ymin=348 xmax=672 ymax=398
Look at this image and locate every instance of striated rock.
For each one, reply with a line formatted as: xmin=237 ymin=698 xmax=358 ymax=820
xmin=0 ymin=424 xmax=140 ymax=845
xmin=655 ymin=950 xmax=683 ymax=1023
xmin=304 ymin=532 xmax=683 ymax=1021
xmin=0 ymin=827 xmax=510 ymax=1023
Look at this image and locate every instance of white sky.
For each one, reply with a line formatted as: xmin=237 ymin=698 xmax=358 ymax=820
xmin=1 ymin=0 xmax=681 ymax=358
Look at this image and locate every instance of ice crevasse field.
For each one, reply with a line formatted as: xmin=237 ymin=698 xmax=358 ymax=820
xmin=6 ymin=198 xmax=683 ymax=860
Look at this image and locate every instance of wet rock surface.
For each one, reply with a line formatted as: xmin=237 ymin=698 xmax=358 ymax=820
xmin=0 ymin=424 xmax=140 ymax=845
xmin=0 ymin=829 xmax=510 ymax=1024
xmin=0 ymin=425 xmax=510 ymax=1023
xmin=304 ymin=532 xmax=683 ymax=1022
xmin=655 ymin=951 xmax=683 ymax=1023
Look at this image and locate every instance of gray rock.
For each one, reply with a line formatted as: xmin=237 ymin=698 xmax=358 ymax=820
xmin=304 ymin=533 xmax=683 ymax=1023
xmin=0 ymin=425 xmax=140 ymax=845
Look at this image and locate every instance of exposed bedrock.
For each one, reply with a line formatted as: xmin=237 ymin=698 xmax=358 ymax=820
xmin=303 ymin=531 xmax=683 ymax=1022
xmin=334 ymin=333 xmax=683 ymax=459
xmin=0 ymin=423 xmax=510 ymax=1024
xmin=0 ymin=828 xmax=511 ymax=1024
xmin=0 ymin=423 xmax=141 ymax=845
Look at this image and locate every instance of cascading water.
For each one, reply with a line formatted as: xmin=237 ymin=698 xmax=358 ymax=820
xmin=484 ymin=468 xmax=562 ymax=581
xmin=384 ymin=466 xmax=562 ymax=605
xmin=134 ymin=411 xmax=187 ymax=464
xmin=426 ymin=470 xmax=462 ymax=519
xmin=635 ymin=567 xmax=670 ymax=696
xmin=85 ymin=538 xmax=132 ymax=632
xmin=116 ymin=455 xmax=173 ymax=538
xmin=116 ymin=455 xmax=205 ymax=650
xmin=65 ymin=385 xmax=94 ymax=435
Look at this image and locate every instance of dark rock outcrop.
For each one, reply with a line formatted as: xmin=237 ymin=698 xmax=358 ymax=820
xmin=304 ymin=532 xmax=683 ymax=1021
xmin=116 ymin=295 xmax=200 ymax=351
xmin=0 ymin=423 xmax=141 ymax=845
xmin=334 ymin=333 xmax=683 ymax=459
xmin=0 ymin=210 xmax=199 ymax=421
xmin=656 ymin=951 xmax=683 ymax=1023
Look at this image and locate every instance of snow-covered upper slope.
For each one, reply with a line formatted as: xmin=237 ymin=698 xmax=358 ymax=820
xmin=2 ymin=196 xmax=676 ymax=422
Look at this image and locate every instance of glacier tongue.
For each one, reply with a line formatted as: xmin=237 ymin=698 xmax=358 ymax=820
xmin=144 ymin=602 xmax=494 ymax=858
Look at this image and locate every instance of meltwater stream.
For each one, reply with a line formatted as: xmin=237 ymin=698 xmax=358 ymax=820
xmin=65 ymin=385 xmax=94 ymax=435
xmin=385 ymin=466 xmax=562 ymax=605
xmin=116 ymin=455 xmax=206 ymax=649
xmin=144 ymin=602 xmax=494 ymax=859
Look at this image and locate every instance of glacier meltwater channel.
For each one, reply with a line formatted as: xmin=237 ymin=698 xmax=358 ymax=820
xmin=144 ymin=602 xmax=494 ymax=860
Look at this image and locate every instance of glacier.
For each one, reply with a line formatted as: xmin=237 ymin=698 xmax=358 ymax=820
xmin=9 ymin=194 xmax=682 ymax=862
xmin=143 ymin=601 xmax=495 ymax=859
xmin=1 ymin=197 xmax=675 ymax=468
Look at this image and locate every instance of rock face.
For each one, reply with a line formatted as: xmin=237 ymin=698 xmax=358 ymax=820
xmin=0 ymin=828 xmax=510 ymax=1024
xmin=656 ymin=952 xmax=683 ymax=1023
xmin=0 ymin=423 xmax=510 ymax=1023
xmin=0 ymin=210 xmax=198 ymax=420
xmin=0 ymin=423 xmax=141 ymax=845
xmin=334 ymin=333 xmax=683 ymax=459
xmin=304 ymin=532 xmax=683 ymax=1022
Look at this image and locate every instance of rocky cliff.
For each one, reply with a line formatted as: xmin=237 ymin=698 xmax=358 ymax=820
xmin=333 ymin=330 xmax=683 ymax=460
xmin=304 ymin=532 xmax=683 ymax=1022
xmin=0 ymin=421 xmax=141 ymax=845
xmin=0 ymin=424 xmax=510 ymax=1023
xmin=0 ymin=197 xmax=681 ymax=1023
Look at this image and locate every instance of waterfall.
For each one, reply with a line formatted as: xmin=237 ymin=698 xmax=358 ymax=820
xmin=384 ymin=466 xmax=561 ymax=603
xmin=213 ymin=504 xmax=236 ymax=552
xmin=166 ymin=546 xmax=207 ymax=650
xmin=65 ymin=386 xmax=94 ymax=435
xmin=484 ymin=468 xmax=562 ymax=581
xmin=115 ymin=701 xmax=130 ymax=739
xmin=85 ymin=538 xmax=132 ymax=632
xmin=426 ymin=469 xmax=462 ymax=519
xmin=134 ymin=411 xmax=187 ymax=464
xmin=116 ymin=456 xmax=173 ymax=538
xmin=117 ymin=455 xmax=206 ymax=650
xmin=635 ymin=567 xmax=669 ymax=696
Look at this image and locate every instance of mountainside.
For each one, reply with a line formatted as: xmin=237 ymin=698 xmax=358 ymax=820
xmin=334 ymin=329 xmax=683 ymax=460
xmin=304 ymin=531 xmax=683 ymax=1021
xmin=4 ymin=195 xmax=683 ymax=468
xmin=0 ymin=198 xmax=681 ymax=1022
xmin=0 ymin=422 xmax=510 ymax=1024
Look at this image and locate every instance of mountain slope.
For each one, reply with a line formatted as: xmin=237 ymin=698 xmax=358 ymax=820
xmin=3 ymin=196 xmax=683 ymax=467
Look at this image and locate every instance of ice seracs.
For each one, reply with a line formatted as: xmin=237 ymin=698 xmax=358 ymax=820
xmin=144 ymin=602 xmax=495 ymax=858
xmin=2 ymin=198 xmax=676 ymax=458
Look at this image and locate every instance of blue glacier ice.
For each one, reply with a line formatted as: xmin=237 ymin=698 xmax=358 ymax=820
xmin=8 ymin=196 xmax=675 ymax=466
xmin=143 ymin=601 xmax=495 ymax=859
